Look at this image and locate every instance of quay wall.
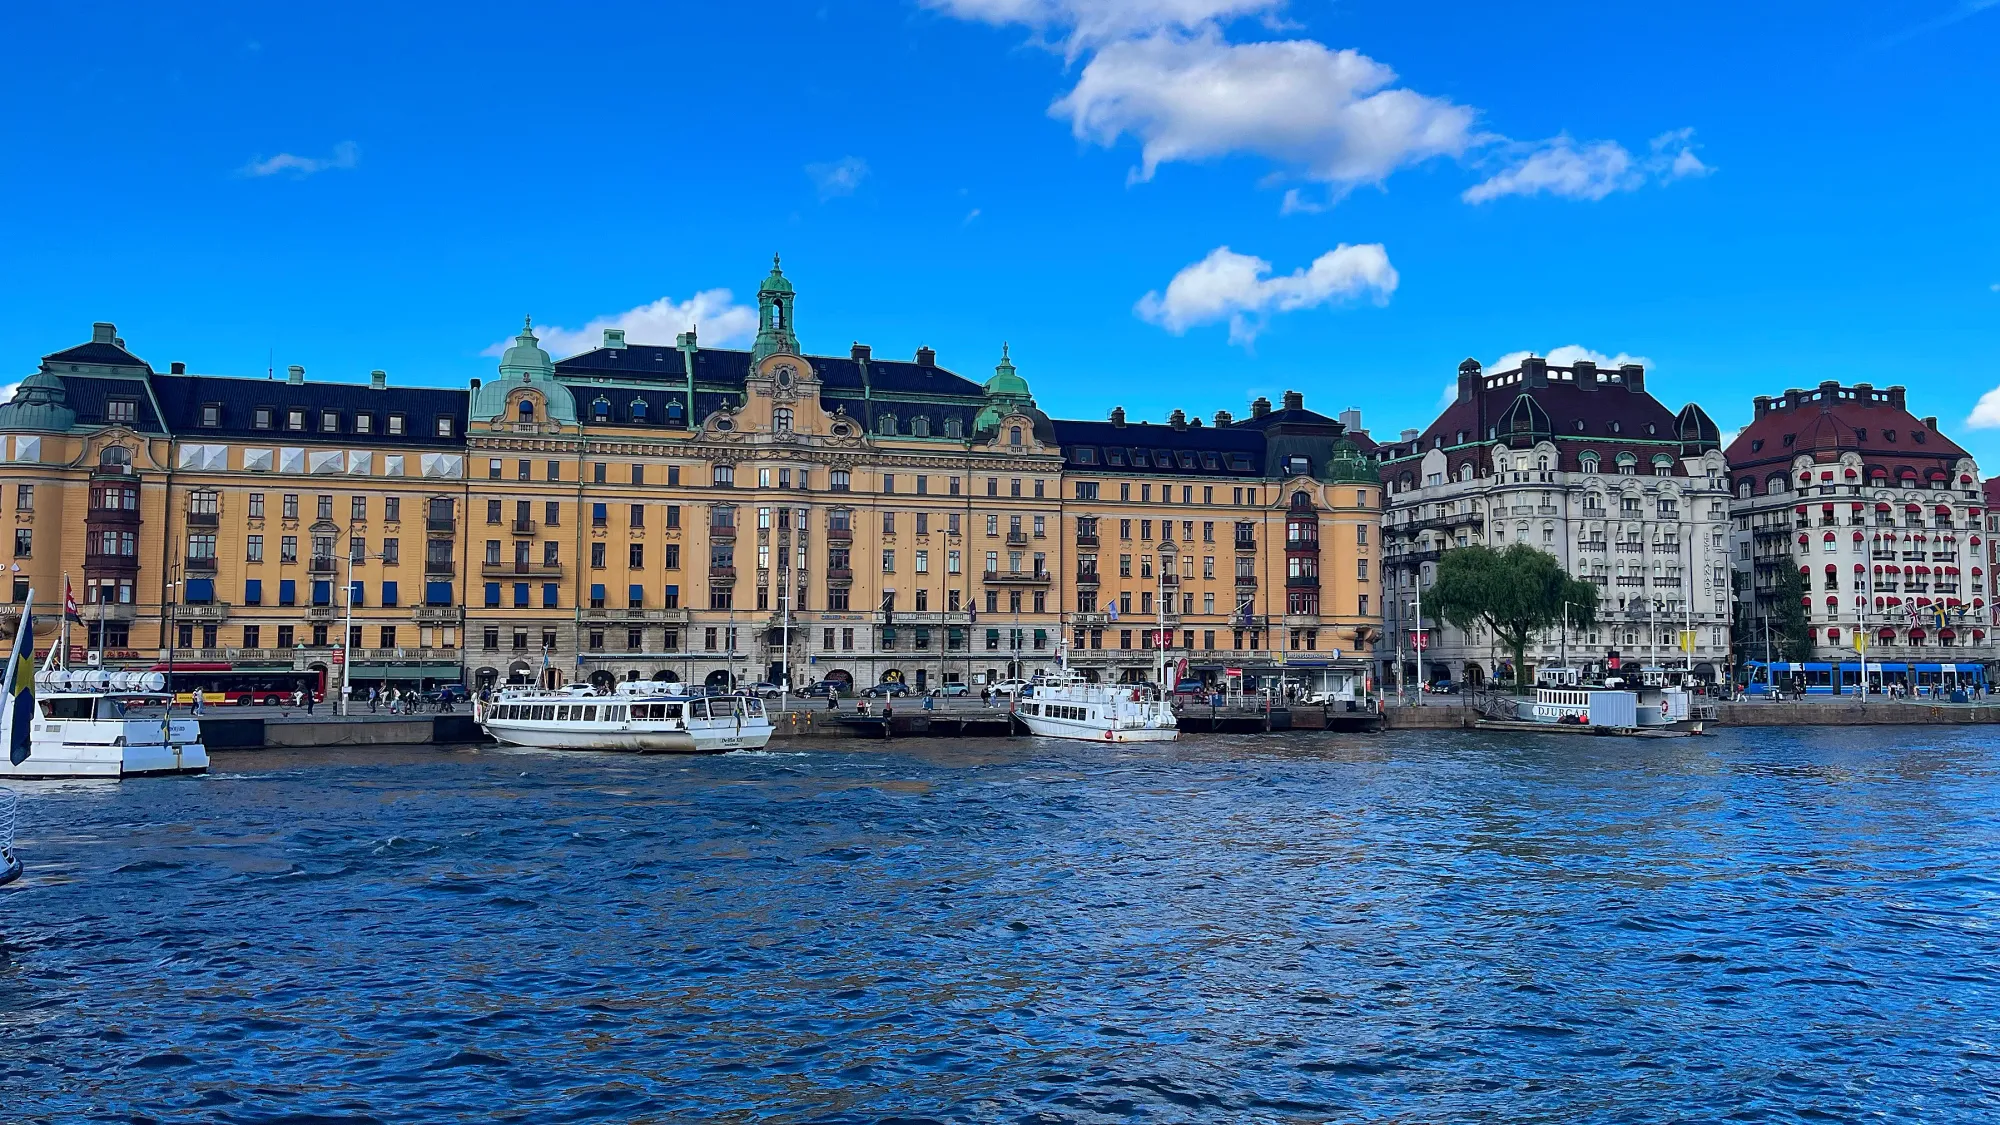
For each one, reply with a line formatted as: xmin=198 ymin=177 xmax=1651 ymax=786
xmin=1715 ymin=701 xmax=2000 ymax=726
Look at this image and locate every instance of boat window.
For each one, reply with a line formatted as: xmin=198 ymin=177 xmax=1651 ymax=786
xmin=40 ymin=698 xmax=95 ymax=719
xmin=556 ymin=706 xmax=571 ymax=721
xmin=580 ymin=705 xmax=597 ymax=722
xmin=609 ymin=706 xmax=625 ymax=722
xmin=664 ymin=703 xmax=683 ymax=720
xmin=692 ymin=699 xmax=709 ymax=720
xmin=745 ymin=699 xmax=764 ymax=718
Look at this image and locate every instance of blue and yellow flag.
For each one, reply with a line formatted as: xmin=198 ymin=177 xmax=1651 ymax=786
xmin=4 ymin=593 xmax=33 ymax=766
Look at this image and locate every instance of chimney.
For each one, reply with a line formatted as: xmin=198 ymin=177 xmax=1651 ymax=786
xmin=1282 ymin=389 xmax=1303 ymax=411
xmin=1573 ymin=360 xmax=1598 ymax=387
xmin=915 ymin=345 xmax=936 ymax=366
xmin=1753 ymin=395 xmax=1772 ymax=419
xmin=287 ymin=365 xmax=305 ymax=385
xmin=1521 ymin=355 xmax=1548 ymax=387
xmin=1400 ymin=428 xmax=1420 ymax=443
xmin=1189 ymin=416 xmax=1203 ymax=428
xmin=370 ymin=369 xmax=387 ymax=390
xmin=1456 ymin=357 xmax=1481 ymax=402
xmin=851 ymin=342 xmax=871 ymax=361
xmin=471 ymin=377 xmax=482 ymax=391
xmin=1169 ymin=409 xmax=1187 ymax=429
xmin=1887 ymin=385 xmax=1906 ymax=409
xmin=1338 ymin=408 xmax=1362 ymax=432
xmin=1854 ymin=382 xmax=1874 ymax=400
xmin=1619 ymin=363 xmax=1645 ymax=392
xmin=91 ymin=322 xmax=116 ymax=344
xmin=1214 ymin=409 xmax=1233 ymax=427
xmin=114 ymin=338 xmax=126 ymax=349
xmin=1924 ymin=416 xmax=1938 ymax=433
xmin=169 ymin=361 xmax=186 ymax=375
xmin=1110 ymin=406 xmax=1126 ymax=427
xmin=602 ymin=328 xmax=626 ymax=349
xmin=1250 ymin=396 xmax=1271 ymax=418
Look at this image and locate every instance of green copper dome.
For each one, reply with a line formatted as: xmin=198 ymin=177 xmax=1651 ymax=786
xmin=499 ymin=317 xmax=553 ymax=374
xmin=983 ymin=342 xmax=1030 ymax=398
xmin=759 ymin=253 xmax=794 ymax=295
xmin=0 ymin=370 xmax=77 ymax=432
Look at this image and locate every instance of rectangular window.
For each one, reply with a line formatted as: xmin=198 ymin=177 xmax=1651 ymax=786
xmin=247 ymin=535 xmax=263 ymax=562
xmin=629 ymin=543 xmax=644 ymax=568
xmin=283 ymin=494 xmax=299 ymax=519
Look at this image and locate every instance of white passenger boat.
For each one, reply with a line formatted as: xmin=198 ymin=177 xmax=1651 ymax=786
xmin=1016 ymin=627 xmax=1181 ymax=745
xmin=0 ymin=670 xmax=209 ymax=780
xmin=477 ymin=681 xmax=774 ymax=753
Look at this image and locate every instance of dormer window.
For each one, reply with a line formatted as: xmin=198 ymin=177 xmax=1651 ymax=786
xmin=912 ymin=417 xmax=930 ymax=437
xmin=435 ymin=416 xmax=454 ymax=438
xmin=592 ymin=398 xmax=610 ymax=422
xmin=1285 ymin=455 xmax=1309 ymax=476
xmin=107 ymin=398 xmax=137 ymax=425
xmin=354 ymin=414 xmax=373 ymax=434
xmin=518 ymin=399 xmax=535 ymax=421
xmin=666 ymin=401 xmax=685 ymax=427
xmin=253 ymin=407 xmax=273 ymax=430
xmin=943 ymin=418 xmax=963 ymax=439
xmin=630 ymin=399 xmax=648 ymax=422
xmin=774 ymin=407 xmax=792 ymax=434
xmin=200 ymin=403 xmax=222 ymax=427
xmin=1009 ymin=426 xmax=1023 ymax=448
xmin=286 ymin=409 xmax=306 ymax=431
xmin=320 ymin=411 xmax=339 ymax=433
xmin=878 ymin=414 xmax=897 ymax=436
xmin=387 ymin=413 xmax=406 ymax=436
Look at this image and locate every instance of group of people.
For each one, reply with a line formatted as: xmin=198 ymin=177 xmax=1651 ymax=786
xmin=367 ymin=685 xmax=451 ymax=713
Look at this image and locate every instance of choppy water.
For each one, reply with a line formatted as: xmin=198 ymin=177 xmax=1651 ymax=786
xmin=3 ymin=728 xmax=1999 ymax=1123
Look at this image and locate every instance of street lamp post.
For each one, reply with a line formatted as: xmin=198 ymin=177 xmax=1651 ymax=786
xmin=163 ymin=567 xmax=181 ymax=715
xmin=339 ymin=549 xmax=389 ymax=716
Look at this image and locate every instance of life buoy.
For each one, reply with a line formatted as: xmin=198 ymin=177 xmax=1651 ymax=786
xmin=1579 ymin=712 xmax=1588 ymax=725
xmin=1104 ymin=729 xmax=1114 ymax=740
xmin=1661 ymin=700 xmax=1670 ymax=717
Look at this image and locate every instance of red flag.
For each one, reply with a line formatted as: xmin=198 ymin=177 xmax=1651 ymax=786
xmin=64 ymin=578 xmax=78 ymax=621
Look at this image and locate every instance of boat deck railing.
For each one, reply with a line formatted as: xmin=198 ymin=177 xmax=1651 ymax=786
xmin=0 ymin=787 xmax=20 ymax=887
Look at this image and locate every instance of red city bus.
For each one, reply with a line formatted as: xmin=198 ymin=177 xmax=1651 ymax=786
xmin=147 ymin=663 xmax=327 ymax=706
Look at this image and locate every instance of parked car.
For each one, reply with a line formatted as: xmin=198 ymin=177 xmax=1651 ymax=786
xmin=799 ymin=680 xmax=844 ymax=698
xmin=431 ymin=684 xmax=472 ymax=704
xmin=989 ymin=678 xmax=1031 ymax=696
xmin=1425 ymin=680 xmax=1460 ymax=695
xmin=859 ymin=681 xmax=911 ymax=698
xmin=744 ymin=682 xmax=784 ymax=699
xmin=933 ymin=682 xmax=971 ymax=697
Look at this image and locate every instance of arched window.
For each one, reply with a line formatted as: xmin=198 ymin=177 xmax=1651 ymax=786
xmin=1009 ymin=426 xmax=1023 ymax=448
xmin=943 ymin=418 xmax=963 ymax=439
xmin=1536 ymin=456 xmax=1549 ymax=471
xmin=100 ymin=445 xmax=131 ymax=467
xmin=911 ymin=416 xmax=930 ymax=437
xmin=1738 ymin=479 xmax=1752 ymax=498
xmin=1458 ymin=463 xmax=1474 ymax=482
xmin=517 ymin=399 xmax=535 ymax=421
xmin=1652 ymin=454 xmax=1674 ymax=477
xmin=592 ymin=398 xmax=610 ymax=422
xmin=877 ymin=414 xmax=897 ymax=436
xmin=1615 ymin=452 xmax=1637 ymax=475
xmin=630 ymin=399 xmax=648 ymax=422
xmin=774 ymin=407 xmax=793 ymax=434
xmin=1290 ymin=491 xmax=1312 ymax=511
xmin=1579 ymin=453 xmax=1600 ymax=474
xmin=772 ymin=302 xmax=784 ymax=330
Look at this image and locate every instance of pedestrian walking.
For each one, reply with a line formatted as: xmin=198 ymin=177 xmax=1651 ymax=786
xmin=368 ymin=687 xmax=379 ymax=713
xmin=305 ymin=689 xmax=316 ymax=715
xmin=192 ymin=688 xmax=205 ymax=716
xmin=825 ymin=693 xmax=837 ymax=711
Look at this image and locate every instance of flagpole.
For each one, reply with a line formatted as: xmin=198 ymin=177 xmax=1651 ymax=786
xmin=6 ymin=591 xmax=35 ymax=768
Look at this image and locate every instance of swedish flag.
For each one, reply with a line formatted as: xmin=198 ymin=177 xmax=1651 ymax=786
xmin=4 ymin=594 xmax=34 ymax=766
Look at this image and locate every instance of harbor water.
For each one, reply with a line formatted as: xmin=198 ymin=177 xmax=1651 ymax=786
xmin=3 ymin=728 xmax=1998 ymax=1122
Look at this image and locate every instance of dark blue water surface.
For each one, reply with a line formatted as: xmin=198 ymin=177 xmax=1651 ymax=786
xmin=4 ymin=728 xmax=2000 ymax=1123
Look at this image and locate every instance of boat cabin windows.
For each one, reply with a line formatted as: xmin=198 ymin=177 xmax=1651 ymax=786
xmin=38 ymin=697 xmax=98 ymax=720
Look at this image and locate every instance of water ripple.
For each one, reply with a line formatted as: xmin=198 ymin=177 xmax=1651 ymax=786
xmin=2 ymin=726 xmax=1998 ymax=1121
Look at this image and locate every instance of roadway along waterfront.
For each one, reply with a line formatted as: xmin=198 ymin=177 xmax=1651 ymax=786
xmin=4 ymin=728 xmax=1997 ymax=1121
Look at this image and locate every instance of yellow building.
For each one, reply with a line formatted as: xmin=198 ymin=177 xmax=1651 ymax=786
xmin=0 ymin=263 xmax=1386 ymax=699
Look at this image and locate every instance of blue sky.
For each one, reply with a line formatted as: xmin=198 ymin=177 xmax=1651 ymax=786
xmin=3 ymin=0 xmax=1997 ymax=459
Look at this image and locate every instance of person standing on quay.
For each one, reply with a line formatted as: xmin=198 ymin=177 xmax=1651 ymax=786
xmin=192 ymin=688 xmax=205 ymax=717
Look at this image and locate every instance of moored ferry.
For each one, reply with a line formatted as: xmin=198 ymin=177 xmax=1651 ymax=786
xmin=0 ymin=669 xmax=209 ymax=780
xmin=1017 ymin=670 xmax=1180 ymax=743
xmin=477 ymin=681 xmax=774 ymax=753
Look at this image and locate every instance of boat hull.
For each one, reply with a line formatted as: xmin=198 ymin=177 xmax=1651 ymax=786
xmin=0 ymin=740 xmax=210 ymax=779
xmin=483 ymin=721 xmax=772 ymax=753
xmin=1016 ymin=714 xmax=1180 ymax=743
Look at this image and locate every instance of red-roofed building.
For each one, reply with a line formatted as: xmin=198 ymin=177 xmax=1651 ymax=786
xmin=1725 ymin=381 xmax=1990 ymax=688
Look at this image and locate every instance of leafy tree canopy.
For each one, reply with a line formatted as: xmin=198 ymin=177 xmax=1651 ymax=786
xmin=1427 ymin=543 xmax=1600 ymax=688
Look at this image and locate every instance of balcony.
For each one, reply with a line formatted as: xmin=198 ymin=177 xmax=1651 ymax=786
xmin=1234 ymin=537 xmax=1257 ymax=553
xmin=1285 ymin=536 xmax=1320 ymax=551
xmin=1234 ymin=573 xmax=1259 ymax=588
xmin=1076 ymin=569 xmax=1101 ymax=586
xmin=84 ymin=551 xmax=141 ymax=571
xmin=710 ymin=524 xmax=737 ymax=540
xmin=1285 ymin=574 xmax=1320 ymax=588
xmin=826 ymin=528 xmax=852 ymax=545
xmin=710 ymin=565 xmax=739 ymax=584
xmin=176 ymin=603 xmax=231 ymax=623
xmin=1005 ymin=531 xmax=1028 ymax=546
xmin=186 ymin=509 xmax=220 ymax=529
xmin=306 ymin=604 xmax=337 ymax=621
xmin=825 ymin=567 xmax=853 ymax=583
xmin=982 ymin=569 xmax=1052 ymax=585
xmin=86 ymin=505 xmax=142 ymax=527
xmin=427 ymin=517 xmax=457 ymax=533
xmin=307 ymin=556 xmax=339 ymax=577
xmin=511 ymin=519 xmax=538 ymax=536
xmin=185 ymin=556 xmax=219 ymax=576
xmin=1075 ymin=533 xmax=1100 ymax=548
xmin=1159 ymin=573 xmax=1181 ymax=588
xmin=412 ymin=606 xmax=461 ymax=625
xmin=424 ymin=558 xmax=456 ymax=576
xmin=83 ymin=602 xmax=138 ymax=622
xmin=482 ymin=560 xmax=564 ymax=578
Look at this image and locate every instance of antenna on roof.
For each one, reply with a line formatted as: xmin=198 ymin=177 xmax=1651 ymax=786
xmin=267 ymin=347 xmax=274 ymax=380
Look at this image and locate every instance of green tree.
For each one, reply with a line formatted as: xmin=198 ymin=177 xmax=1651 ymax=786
xmin=1428 ymin=543 xmax=1600 ymax=691
xmin=1733 ymin=563 xmax=1812 ymax=671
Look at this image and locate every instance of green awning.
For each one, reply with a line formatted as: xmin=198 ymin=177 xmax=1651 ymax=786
xmin=349 ymin=664 xmax=457 ymax=680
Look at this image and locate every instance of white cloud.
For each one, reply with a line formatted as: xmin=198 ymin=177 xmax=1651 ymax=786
xmin=1487 ymin=345 xmax=1654 ymax=373
xmin=1966 ymin=386 xmax=2000 ymax=430
xmin=1135 ymin=242 xmax=1397 ymax=346
xmin=923 ymin=0 xmax=1282 ymax=55
xmin=482 ymin=290 xmax=759 ymax=359
xmin=239 ymin=141 xmax=359 ymax=178
xmin=963 ymin=207 xmax=982 ymax=223
xmin=1464 ymin=128 xmax=1711 ymax=204
xmin=1989 ymin=282 xmax=1999 ymax=292
xmin=1056 ymin=30 xmax=1475 ymax=190
xmin=805 ymin=156 xmax=869 ymax=199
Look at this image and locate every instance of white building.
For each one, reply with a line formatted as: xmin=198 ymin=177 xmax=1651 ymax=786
xmin=1377 ymin=356 xmax=1733 ymax=687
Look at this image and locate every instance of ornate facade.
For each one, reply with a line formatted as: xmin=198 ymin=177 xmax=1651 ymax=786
xmin=0 ymin=262 xmax=1386 ymax=696
xmin=1377 ymin=356 xmax=1733 ymax=686
xmin=1725 ymin=381 xmax=1993 ymax=672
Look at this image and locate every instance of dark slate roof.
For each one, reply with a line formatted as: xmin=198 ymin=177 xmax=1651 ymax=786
xmin=1229 ymin=405 xmax=1343 ymax=432
xmin=58 ymin=376 xmax=165 ymax=432
xmin=1053 ymin=419 xmax=1266 ymax=477
xmin=43 ymin=341 xmax=151 ymax=370
xmin=554 ymin=344 xmax=988 ymax=398
xmin=1724 ymin=382 xmax=1968 ymax=482
xmin=151 ymin=374 xmax=470 ymax=447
